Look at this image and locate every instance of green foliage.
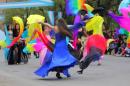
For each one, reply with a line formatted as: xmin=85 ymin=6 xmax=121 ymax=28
xmin=86 ymin=0 xmax=122 ymax=31
xmin=53 ymin=0 xmax=74 ymax=24
xmin=9 ymin=0 xmax=27 ymax=2
xmin=3 ymin=0 xmax=53 ymax=23
xmin=4 ymin=8 xmax=26 ymax=23
xmin=3 ymin=7 xmax=51 ymax=24
xmin=3 ymin=0 xmax=123 ymax=31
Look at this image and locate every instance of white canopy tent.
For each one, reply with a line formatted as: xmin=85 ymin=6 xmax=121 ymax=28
xmin=0 ymin=0 xmax=54 ymax=9
xmin=0 ymin=0 xmax=54 ymax=20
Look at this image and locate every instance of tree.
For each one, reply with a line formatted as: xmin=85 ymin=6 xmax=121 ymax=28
xmin=3 ymin=0 xmax=123 ymax=31
xmin=86 ymin=0 xmax=122 ymax=32
xmin=53 ymin=0 xmax=74 ymax=24
xmin=3 ymin=0 xmax=53 ymax=23
xmin=4 ymin=8 xmax=26 ymax=23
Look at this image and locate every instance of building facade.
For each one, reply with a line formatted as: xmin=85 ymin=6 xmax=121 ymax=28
xmin=0 ymin=0 xmax=13 ymax=21
xmin=0 ymin=0 xmax=15 ymax=2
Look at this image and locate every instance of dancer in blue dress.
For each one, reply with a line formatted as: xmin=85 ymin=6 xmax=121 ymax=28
xmin=35 ymin=19 xmax=77 ymax=79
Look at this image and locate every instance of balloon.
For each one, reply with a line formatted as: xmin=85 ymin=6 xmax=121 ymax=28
xmin=85 ymin=15 xmax=104 ymax=35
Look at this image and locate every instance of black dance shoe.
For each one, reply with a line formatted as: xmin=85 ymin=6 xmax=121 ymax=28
xmin=77 ymin=70 xmax=83 ymax=74
xmin=56 ymin=73 xmax=62 ymax=79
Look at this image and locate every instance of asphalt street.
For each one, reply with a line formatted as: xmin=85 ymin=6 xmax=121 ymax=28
xmin=0 ymin=50 xmax=130 ymax=86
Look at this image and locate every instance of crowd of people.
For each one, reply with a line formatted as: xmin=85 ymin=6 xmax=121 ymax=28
xmin=0 ymin=0 xmax=129 ymax=80
xmin=0 ymin=8 xmax=107 ymax=79
xmin=0 ymin=23 xmax=29 ymax=64
xmin=104 ymin=29 xmax=130 ymax=57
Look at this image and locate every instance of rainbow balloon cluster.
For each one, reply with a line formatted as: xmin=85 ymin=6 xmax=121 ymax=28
xmin=66 ymin=0 xmax=86 ymax=15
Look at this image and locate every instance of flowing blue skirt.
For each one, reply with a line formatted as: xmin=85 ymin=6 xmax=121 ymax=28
xmin=35 ymin=39 xmax=77 ymax=77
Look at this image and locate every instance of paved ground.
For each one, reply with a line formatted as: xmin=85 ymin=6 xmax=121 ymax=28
xmin=0 ymin=50 xmax=130 ymax=86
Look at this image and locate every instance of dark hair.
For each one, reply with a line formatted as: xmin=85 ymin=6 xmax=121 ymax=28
xmin=7 ymin=24 xmax=12 ymax=31
xmin=55 ymin=18 xmax=72 ymax=38
xmin=92 ymin=7 xmax=106 ymax=17
xmin=78 ymin=10 xmax=88 ymax=16
xmin=41 ymin=24 xmax=45 ymax=31
xmin=14 ymin=23 xmax=20 ymax=30
xmin=87 ymin=30 xmax=93 ymax=36
xmin=82 ymin=28 xmax=88 ymax=37
xmin=41 ymin=19 xmax=48 ymax=31
xmin=13 ymin=23 xmax=20 ymax=37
